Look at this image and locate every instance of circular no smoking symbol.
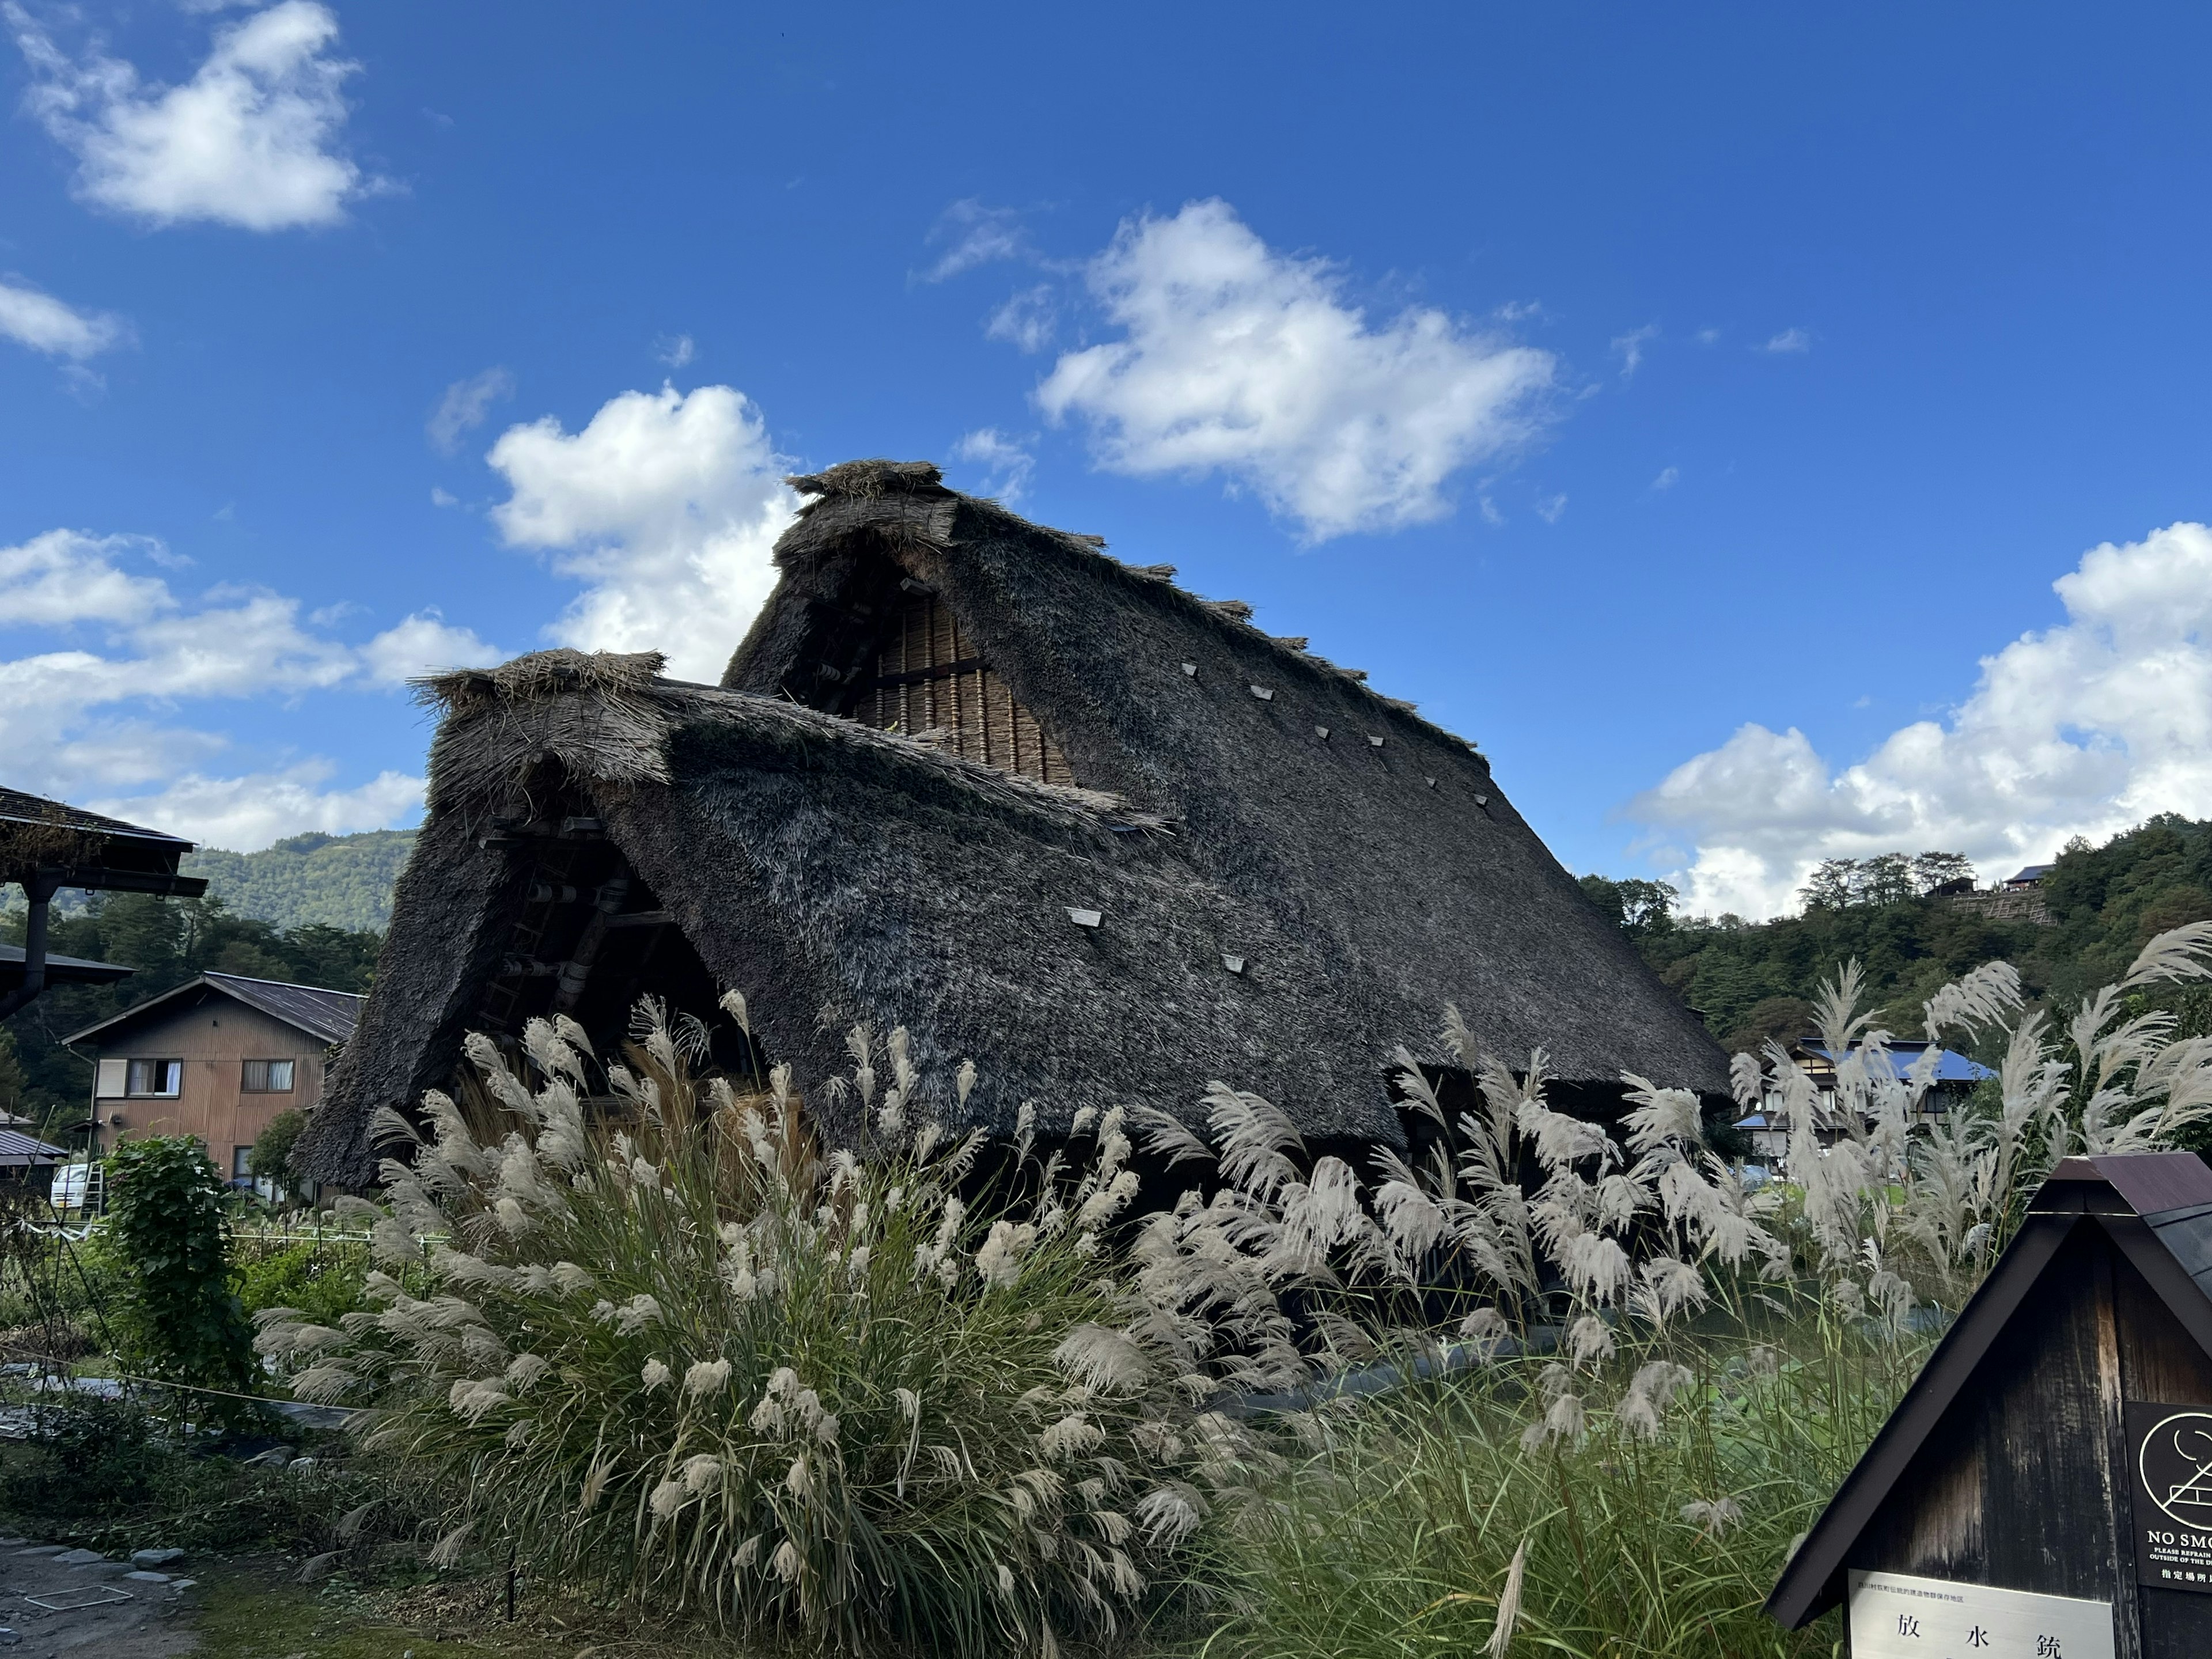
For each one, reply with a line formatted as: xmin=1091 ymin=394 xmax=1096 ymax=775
xmin=2140 ymin=1410 xmax=2212 ymax=1529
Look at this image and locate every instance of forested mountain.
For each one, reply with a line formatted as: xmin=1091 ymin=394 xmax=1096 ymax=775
xmin=1580 ymin=813 xmax=2212 ymax=1058
xmin=181 ymin=829 xmax=418 ymax=931
xmin=0 ymin=895 xmax=383 ymax=1135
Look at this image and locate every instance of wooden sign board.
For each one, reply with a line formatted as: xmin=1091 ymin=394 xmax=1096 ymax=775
xmin=1766 ymin=1153 xmax=2212 ymax=1659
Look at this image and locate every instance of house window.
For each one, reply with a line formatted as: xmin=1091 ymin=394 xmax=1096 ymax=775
xmin=241 ymin=1059 xmax=296 ymax=1094
xmin=232 ymin=1146 xmax=253 ymax=1181
xmin=852 ymin=592 xmax=1075 ymax=786
xmin=126 ymin=1058 xmax=183 ymax=1097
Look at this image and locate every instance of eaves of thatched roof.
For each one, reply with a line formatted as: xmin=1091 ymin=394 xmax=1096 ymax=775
xmin=295 ymin=461 xmax=1727 ymax=1188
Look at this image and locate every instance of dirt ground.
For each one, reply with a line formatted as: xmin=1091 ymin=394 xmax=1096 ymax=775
xmin=0 ymin=1540 xmax=198 ymax=1657
xmin=0 ymin=1539 xmax=738 ymax=1659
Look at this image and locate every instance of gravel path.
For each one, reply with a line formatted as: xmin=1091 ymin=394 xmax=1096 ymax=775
xmin=0 ymin=1540 xmax=199 ymax=1657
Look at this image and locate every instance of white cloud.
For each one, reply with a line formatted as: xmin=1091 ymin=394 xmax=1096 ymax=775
xmin=1631 ymin=521 xmax=2212 ymax=917
xmin=986 ymin=284 xmax=1056 ymax=354
xmin=487 ymin=384 xmax=798 ymax=683
xmin=429 ymin=486 xmax=459 ymax=508
xmin=1611 ymin=323 xmax=1658 ymax=379
xmin=0 ymin=528 xmax=497 ymax=849
xmin=951 ymin=427 xmax=1034 ymax=503
xmin=1695 ymin=327 xmax=1721 ymax=346
xmin=356 ymin=608 xmax=502 ymax=684
xmin=1760 ymin=328 xmax=1811 ymax=354
xmin=10 ymin=1 xmax=370 ymax=231
xmin=1034 ymin=200 xmax=1555 ymax=541
xmin=0 ymin=278 xmax=126 ymax=359
xmin=89 ymin=766 xmax=424 ymax=853
xmin=1535 ymin=493 xmax=1567 ymax=524
xmin=427 ymin=367 xmax=514 ymax=454
xmin=655 ymin=333 xmax=695 ymax=368
xmin=1652 ymin=465 xmax=1679 ymax=491
xmin=921 ymin=199 xmax=1028 ymax=282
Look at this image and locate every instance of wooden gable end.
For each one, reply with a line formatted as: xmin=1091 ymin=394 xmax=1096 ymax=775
xmin=1766 ymin=1154 xmax=2212 ymax=1658
xmin=849 ymin=589 xmax=1074 ymax=787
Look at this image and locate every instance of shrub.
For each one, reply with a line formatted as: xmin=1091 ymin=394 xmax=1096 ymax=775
xmin=264 ymin=926 xmax=2212 ymax=1658
xmin=262 ymin=1002 xmax=1252 ymax=1656
xmin=0 ymin=1393 xmax=429 ymax=1560
xmin=105 ymin=1137 xmax=257 ymax=1408
xmin=1 ymin=1397 xmax=157 ymax=1513
xmin=249 ymin=1109 xmax=307 ymax=1187
xmin=236 ymin=1237 xmax=372 ymax=1331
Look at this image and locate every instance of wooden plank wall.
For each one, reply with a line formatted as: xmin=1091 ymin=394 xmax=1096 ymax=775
xmin=857 ymin=594 xmax=1074 ymax=786
xmin=1847 ymin=1222 xmax=2212 ymax=1658
xmin=92 ymin=997 xmax=329 ymax=1175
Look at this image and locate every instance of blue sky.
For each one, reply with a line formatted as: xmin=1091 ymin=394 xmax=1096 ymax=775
xmin=4 ymin=2 xmax=2210 ymax=916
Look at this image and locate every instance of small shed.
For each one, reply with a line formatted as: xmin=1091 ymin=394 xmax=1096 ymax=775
xmin=1766 ymin=1152 xmax=2212 ymax=1658
xmin=0 ymin=1127 xmax=68 ymax=1199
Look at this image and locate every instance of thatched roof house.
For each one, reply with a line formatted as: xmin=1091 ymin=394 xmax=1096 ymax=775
xmin=296 ymin=460 xmax=1726 ymax=1187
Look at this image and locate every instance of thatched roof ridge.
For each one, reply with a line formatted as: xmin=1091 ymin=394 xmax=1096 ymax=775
xmin=411 ymin=649 xmax=1152 ymax=834
xmin=758 ymin=460 xmax=1480 ymax=755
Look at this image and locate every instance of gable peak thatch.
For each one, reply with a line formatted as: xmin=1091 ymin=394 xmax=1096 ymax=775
xmin=416 ymin=648 xmax=669 ymax=717
xmin=786 ymin=458 xmax=945 ymax=499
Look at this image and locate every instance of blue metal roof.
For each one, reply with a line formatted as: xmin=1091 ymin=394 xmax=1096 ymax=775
xmin=1802 ymin=1042 xmax=1993 ymax=1084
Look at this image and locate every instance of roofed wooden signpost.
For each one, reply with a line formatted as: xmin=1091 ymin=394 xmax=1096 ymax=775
xmin=1767 ymin=1153 xmax=2212 ymax=1658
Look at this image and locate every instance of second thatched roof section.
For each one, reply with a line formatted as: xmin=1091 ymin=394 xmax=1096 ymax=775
xmin=297 ymin=461 xmax=1726 ymax=1187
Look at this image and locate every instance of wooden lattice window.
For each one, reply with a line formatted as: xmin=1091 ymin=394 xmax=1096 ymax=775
xmin=853 ymin=593 xmax=1074 ymax=786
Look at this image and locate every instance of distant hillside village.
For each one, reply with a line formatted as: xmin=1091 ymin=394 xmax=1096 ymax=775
xmin=1578 ymin=812 xmax=2212 ymax=1059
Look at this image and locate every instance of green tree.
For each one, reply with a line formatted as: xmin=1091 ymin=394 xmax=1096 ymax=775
xmin=1590 ymin=817 xmax=2212 ymax=1059
xmin=1577 ymin=874 xmax=1679 ymax=938
xmin=105 ymin=1137 xmax=257 ymax=1412
xmin=1856 ymin=853 xmax=1915 ymax=907
xmin=0 ymin=1029 xmax=26 ymax=1123
xmin=247 ymin=1109 xmax=306 ymax=1189
xmin=1799 ymin=859 xmax=1856 ymax=910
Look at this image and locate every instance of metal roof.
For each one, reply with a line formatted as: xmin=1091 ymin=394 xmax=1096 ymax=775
xmin=0 ymin=943 xmax=132 ymax=988
xmin=63 ymin=971 xmax=365 ymax=1048
xmin=1800 ymin=1040 xmax=1993 ymax=1084
xmin=0 ymin=1128 xmax=67 ymax=1164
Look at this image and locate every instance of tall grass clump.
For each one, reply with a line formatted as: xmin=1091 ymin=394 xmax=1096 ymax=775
xmin=259 ymin=997 xmax=1260 ymax=1657
xmin=1191 ymin=922 xmax=2212 ymax=1659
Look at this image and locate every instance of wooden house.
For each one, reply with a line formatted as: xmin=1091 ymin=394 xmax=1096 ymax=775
xmin=69 ymin=972 xmax=363 ymax=1186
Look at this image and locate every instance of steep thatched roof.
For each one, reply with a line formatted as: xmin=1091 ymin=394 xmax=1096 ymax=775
xmin=296 ymin=461 xmax=1726 ymax=1187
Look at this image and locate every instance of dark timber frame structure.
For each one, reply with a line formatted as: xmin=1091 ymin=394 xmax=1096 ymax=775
xmin=1767 ymin=1153 xmax=2212 ymax=1657
xmin=0 ymin=789 xmax=206 ymax=1021
xmin=297 ymin=459 xmax=1729 ymax=1188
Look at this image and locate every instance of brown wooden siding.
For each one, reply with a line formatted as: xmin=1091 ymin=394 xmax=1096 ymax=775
xmin=91 ymin=1001 xmax=333 ymax=1176
xmin=853 ymin=593 xmax=1074 ymax=786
